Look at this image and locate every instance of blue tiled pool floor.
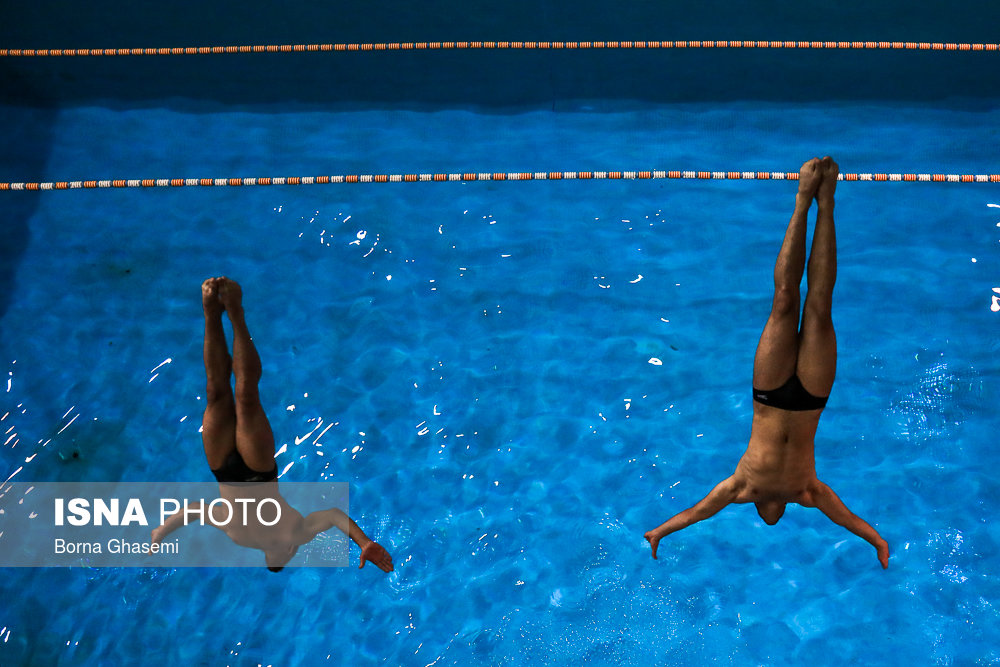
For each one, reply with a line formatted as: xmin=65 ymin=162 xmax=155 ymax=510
xmin=1 ymin=101 xmax=999 ymax=665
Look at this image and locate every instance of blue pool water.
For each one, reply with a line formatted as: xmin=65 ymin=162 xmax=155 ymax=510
xmin=1 ymin=100 xmax=998 ymax=665
xmin=3 ymin=6 xmax=1000 ymax=662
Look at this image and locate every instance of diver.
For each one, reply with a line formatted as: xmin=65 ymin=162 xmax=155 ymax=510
xmin=644 ymin=157 xmax=889 ymax=569
xmin=152 ymin=277 xmax=393 ymax=573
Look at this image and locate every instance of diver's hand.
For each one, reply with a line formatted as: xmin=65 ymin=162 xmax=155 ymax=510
xmin=644 ymin=530 xmax=663 ymax=560
xmin=877 ymin=540 xmax=890 ymax=570
xmin=360 ymin=541 xmax=394 ymax=572
xmin=151 ymin=526 xmax=166 ymax=545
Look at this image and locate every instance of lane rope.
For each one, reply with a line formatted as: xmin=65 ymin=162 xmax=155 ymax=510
xmin=2 ymin=40 xmax=999 ymax=57
xmin=3 ymin=171 xmax=999 ymax=191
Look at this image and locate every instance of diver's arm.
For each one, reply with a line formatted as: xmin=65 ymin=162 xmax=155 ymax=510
xmin=810 ymin=480 xmax=889 ymax=569
xmin=303 ymin=509 xmax=394 ymax=571
xmin=304 ymin=508 xmax=370 ymax=546
xmin=643 ymin=475 xmax=741 ymax=559
xmin=151 ymin=501 xmax=205 ymax=543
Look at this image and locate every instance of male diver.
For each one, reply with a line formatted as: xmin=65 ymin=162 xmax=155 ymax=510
xmin=644 ymin=157 xmax=889 ymax=569
xmin=152 ymin=277 xmax=393 ymax=573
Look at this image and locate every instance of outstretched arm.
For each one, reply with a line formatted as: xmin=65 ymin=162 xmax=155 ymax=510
xmin=151 ymin=501 xmax=205 ymax=543
xmin=809 ymin=480 xmax=889 ymax=569
xmin=644 ymin=475 xmax=741 ymax=559
xmin=303 ymin=508 xmax=394 ymax=572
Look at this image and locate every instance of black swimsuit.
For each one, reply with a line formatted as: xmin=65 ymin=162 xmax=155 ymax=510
xmin=211 ymin=449 xmax=278 ymax=484
xmin=753 ymin=374 xmax=828 ymax=412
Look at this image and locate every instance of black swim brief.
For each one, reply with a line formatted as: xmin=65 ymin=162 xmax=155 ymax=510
xmin=211 ymin=449 xmax=278 ymax=484
xmin=752 ymin=374 xmax=828 ymax=411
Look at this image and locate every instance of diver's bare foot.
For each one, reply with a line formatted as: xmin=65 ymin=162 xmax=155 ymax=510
xmin=202 ymin=278 xmax=223 ymax=318
xmin=817 ymin=156 xmax=838 ymax=204
xmin=218 ymin=277 xmax=244 ymax=317
xmin=797 ymin=157 xmax=822 ymax=200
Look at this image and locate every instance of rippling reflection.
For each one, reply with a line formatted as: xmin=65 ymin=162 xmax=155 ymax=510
xmin=889 ymin=361 xmax=983 ymax=441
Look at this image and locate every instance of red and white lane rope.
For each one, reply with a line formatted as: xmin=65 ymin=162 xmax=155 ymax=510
xmin=2 ymin=40 xmax=999 ymax=57
xmin=3 ymin=170 xmax=999 ymax=191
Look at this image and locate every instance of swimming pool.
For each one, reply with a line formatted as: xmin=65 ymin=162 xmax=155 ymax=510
xmin=3 ymin=5 xmax=1000 ymax=666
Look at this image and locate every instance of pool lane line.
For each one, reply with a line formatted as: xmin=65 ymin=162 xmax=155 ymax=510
xmin=2 ymin=40 xmax=999 ymax=57
xmin=4 ymin=171 xmax=1000 ymax=191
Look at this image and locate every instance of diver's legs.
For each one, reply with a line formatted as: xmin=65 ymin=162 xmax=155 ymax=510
xmin=752 ymin=158 xmax=821 ymax=390
xmin=797 ymin=157 xmax=838 ymax=397
xmin=218 ymin=278 xmax=277 ymax=472
xmin=201 ymin=278 xmax=237 ymax=469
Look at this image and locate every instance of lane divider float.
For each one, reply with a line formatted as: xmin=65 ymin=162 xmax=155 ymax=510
xmin=4 ymin=171 xmax=1000 ymax=192
xmin=3 ymin=40 xmax=999 ymax=57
